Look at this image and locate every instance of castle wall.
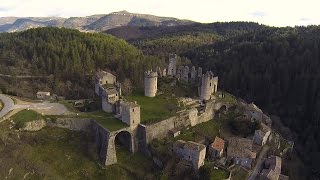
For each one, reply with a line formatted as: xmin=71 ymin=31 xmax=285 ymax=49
xmin=141 ymin=101 xmax=218 ymax=144
xmin=102 ymin=96 xmax=114 ymax=113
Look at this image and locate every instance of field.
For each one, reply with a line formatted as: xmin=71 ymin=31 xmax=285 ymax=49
xmin=125 ymin=90 xmax=179 ymax=124
xmin=0 ymin=122 xmax=159 ymax=180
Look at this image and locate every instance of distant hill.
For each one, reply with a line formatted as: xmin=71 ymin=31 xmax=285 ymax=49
xmin=106 ymin=22 xmax=265 ymax=56
xmin=0 ymin=11 xmax=194 ymax=32
xmin=105 ymin=22 xmax=265 ymax=40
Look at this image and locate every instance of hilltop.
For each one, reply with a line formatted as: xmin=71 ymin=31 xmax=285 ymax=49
xmin=0 ymin=11 xmax=194 ymax=32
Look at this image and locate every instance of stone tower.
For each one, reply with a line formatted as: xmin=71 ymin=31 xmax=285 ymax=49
xmin=167 ymin=54 xmax=177 ymax=76
xmin=144 ymin=70 xmax=158 ymax=97
xmin=200 ymin=71 xmax=218 ymax=100
xmin=120 ymin=101 xmax=141 ymax=127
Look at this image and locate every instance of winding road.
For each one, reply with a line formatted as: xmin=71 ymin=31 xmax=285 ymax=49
xmin=0 ymin=94 xmax=14 ymax=119
xmin=0 ymin=94 xmax=72 ymax=122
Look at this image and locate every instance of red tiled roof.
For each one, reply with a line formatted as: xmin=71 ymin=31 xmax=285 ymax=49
xmin=211 ymin=136 xmax=225 ymax=151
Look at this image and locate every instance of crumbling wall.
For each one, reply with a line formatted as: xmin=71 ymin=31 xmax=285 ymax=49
xmin=47 ymin=118 xmax=92 ymax=131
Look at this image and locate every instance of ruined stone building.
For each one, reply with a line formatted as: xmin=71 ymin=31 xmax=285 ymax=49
xmin=253 ymin=122 xmax=271 ymax=146
xmin=227 ymin=137 xmax=256 ymax=169
xmin=144 ymin=70 xmax=158 ymax=97
xmin=95 ymin=70 xmax=117 ymax=96
xmin=167 ymin=54 xmax=177 ymax=76
xmin=101 ymin=87 xmax=120 ymax=113
xmin=260 ymin=156 xmax=289 ymax=180
xmin=209 ymin=136 xmax=225 ymax=158
xmin=95 ymin=70 xmax=121 ymax=113
xmin=119 ymin=101 xmax=141 ymax=127
xmin=173 ymin=140 xmax=206 ymax=169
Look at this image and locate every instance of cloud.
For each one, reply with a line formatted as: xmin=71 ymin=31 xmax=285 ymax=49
xmin=251 ymin=11 xmax=267 ymax=17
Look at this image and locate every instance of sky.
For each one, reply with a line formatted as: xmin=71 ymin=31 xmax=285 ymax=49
xmin=0 ymin=0 xmax=319 ymax=27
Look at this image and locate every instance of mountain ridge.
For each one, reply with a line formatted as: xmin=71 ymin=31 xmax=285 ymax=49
xmin=0 ymin=11 xmax=195 ymax=32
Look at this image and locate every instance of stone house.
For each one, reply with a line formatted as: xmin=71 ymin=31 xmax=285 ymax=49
xmin=101 ymin=87 xmax=120 ymax=113
xmin=260 ymin=156 xmax=289 ymax=180
xmin=95 ymin=70 xmax=117 ymax=96
xmin=173 ymin=140 xmax=206 ymax=169
xmin=227 ymin=137 xmax=256 ymax=169
xmin=36 ymin=91 xmax=50 ymax=99
xmin=253 ymin=122 xmax=271 ymax=146
xmin=209 ymin=136 xmax=225 ymax=158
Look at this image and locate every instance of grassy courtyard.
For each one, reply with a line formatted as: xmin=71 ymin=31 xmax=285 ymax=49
xmin=125 ymin=90 xmax=179 ymax=124
xmin=46 ymin=110 xmax=128 ymax=132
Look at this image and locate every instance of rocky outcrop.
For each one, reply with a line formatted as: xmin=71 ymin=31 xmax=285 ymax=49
xmin=21 ymin=118 xmax=93 ymax=132
xmin=46 ymin=118 xmax=92 ymax=131
xmin=22 ymin=119 xmax=46 ymax=131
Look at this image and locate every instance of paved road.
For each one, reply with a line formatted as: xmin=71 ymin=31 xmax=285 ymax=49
xmin=248 ymin=145 xmax=269 ymax=180
xmin=0 ymin=94 xmax=14 ymax=118
xmin=13 ymin=102 xmax=71 ymax=115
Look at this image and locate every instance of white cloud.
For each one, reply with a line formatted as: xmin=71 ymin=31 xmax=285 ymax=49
xmin=0 ymin=0 xmax=319 ymax=27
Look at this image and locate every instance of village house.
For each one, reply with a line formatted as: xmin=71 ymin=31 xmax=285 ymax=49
xmin=173 ymin=140 xmax=206 ymax=169
xmin=227 ymin=137 xmax=256 ymax=169
xmin=169 ymin=128 xmax=181 ymax=138
xmin=208 ymin=136 xmax=225 ymax=158
xmin=36 ymin=91 xmax=50 ymax=99
xmin=260 ymin=156 xmax=289 ymax=180
xmin=253 ymin=122 xmax=271 ymax=146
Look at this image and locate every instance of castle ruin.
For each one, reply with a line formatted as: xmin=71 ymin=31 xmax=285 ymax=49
xmin=144 ymin=70 xmax=158 ymax=97
xmin=199 ymin=71 xmax=218 ymax=101
xmin=93 ymin=54 xmax=223 ymax=166
xmin=167 ymin=54 xmax=177 ymax=76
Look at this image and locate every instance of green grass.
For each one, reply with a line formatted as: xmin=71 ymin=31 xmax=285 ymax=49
xmin=87 ymin=111 xmax=128 ymax=131
xmin=11 ymin=109 xmax=43 ymax=128
xmin=210 ymin=169 xmax=230 ymax=180
xmin=0 ymin=122 xmax=158 ymax=180
xmin=115 ymin=146 xmax=160 ymax=179
xmin=231 ymin=166 xmax=249 ymax=180
xmin=175 ymin=119 xmax=221 ymax=142
xmin=213 ymin=91 xmax=238 ymax=104
xmin=125 ymin=91 xmax=179 ymax=124
xmin=46 ymin=110 xmax=128 ymax=132
xmin=59 ymin=100 xmax=81 ymax=113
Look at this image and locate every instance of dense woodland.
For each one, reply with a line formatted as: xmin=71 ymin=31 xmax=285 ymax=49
xmin=106 ymin=22 xmax=265 ymax=56
xmin=0 ymin=27 xmax=165 ymax=98
xmin=184 ymin=26 xmax=320 ymax=179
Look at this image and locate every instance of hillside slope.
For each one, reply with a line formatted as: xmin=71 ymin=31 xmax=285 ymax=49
xmin=106 ymin=22 xmax=265 ymax=56
xmin=0 ymin=27 xmax=164 ymax=98
xmin=185 ymin=26 xmax=320 ymax=179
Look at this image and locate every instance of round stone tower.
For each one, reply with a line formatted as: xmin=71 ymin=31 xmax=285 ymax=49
xmin=144 ymin=70 xmax=158 ymax=97
xmin=200 ymin=71 xmax=215 ymax=101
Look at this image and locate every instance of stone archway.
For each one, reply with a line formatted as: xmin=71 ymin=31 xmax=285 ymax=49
xmin=115 ymin=131 xmax=132 ymax=152
xmin=219 ymin=105 xmax=227 ymax=112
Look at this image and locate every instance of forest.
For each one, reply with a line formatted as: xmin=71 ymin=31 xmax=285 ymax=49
xmin=0 ymin=27 xmax=165 ymax=98
xmin=184 ymin=26 xmax=320 ymax=179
